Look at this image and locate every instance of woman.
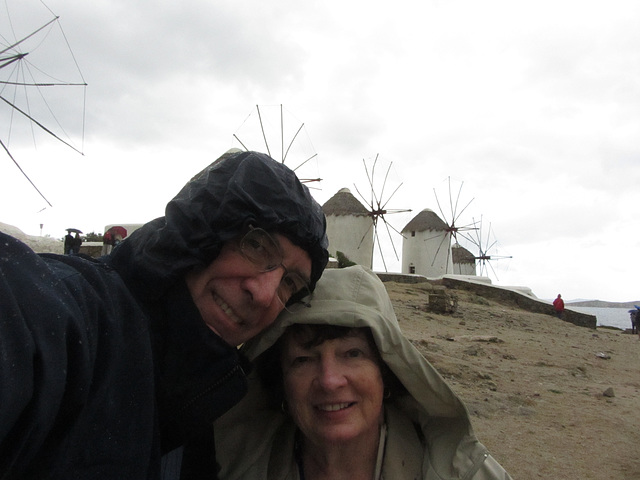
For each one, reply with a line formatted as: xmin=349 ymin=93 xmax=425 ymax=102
xmin=214 ymin=265 xmax=512 ymax=479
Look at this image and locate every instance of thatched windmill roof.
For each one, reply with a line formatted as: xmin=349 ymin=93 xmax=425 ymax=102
xmin=452 ymin=243 xmax=476 ymax=264
xmin=322 ymin=188 xmax=370 ymax=217
xmin=401 ymin=208 xmax=448 ymax=233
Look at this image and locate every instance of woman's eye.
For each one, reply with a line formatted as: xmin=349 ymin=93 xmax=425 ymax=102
xmin=292 ymin=356 xmax=310 ymax=366
xmin=346 ymin=349 xmax=363 ymax=358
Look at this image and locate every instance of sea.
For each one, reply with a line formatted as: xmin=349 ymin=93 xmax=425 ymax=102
xmin=569 ymin=306 xmax=635 ymax=330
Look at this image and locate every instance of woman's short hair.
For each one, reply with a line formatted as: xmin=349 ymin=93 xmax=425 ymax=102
xmin=256 ymin=323 xmax=406 ymax=410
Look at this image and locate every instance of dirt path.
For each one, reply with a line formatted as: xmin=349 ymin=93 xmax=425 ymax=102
xmin=384 ymin=281 xmax=640 ymax=479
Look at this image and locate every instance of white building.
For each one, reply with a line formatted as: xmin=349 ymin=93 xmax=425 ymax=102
xmin=401 ymin=208 xmax=452 ymax=277
xmin=322 ymin=188 xmax=373 ymax=268
xmin=452 ymin=243 xmax=477 ymax=275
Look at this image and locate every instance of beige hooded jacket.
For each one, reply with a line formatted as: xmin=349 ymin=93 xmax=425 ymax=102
xmin=214 ymin=265 xmax=512 ymax=479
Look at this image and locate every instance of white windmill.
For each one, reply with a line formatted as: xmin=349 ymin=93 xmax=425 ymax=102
xmin=322 ymin=187 xmax=373 ymax=268
xmin=402 ymin=177 xmax=477 ymax=277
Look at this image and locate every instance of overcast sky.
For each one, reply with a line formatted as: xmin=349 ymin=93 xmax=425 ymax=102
xmin=1 ymin=0 xmax=639 ymax=302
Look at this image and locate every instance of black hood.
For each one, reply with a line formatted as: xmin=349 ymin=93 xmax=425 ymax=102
xmin=106 ymin=150 xmax=329 ymax=304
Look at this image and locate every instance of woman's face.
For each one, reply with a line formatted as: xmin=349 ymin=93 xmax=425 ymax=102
xmin=281 ymin=329 xmax=384 ymax=446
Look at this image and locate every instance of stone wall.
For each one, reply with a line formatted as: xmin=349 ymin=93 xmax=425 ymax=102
xmin=376 ymin=272 xmax=431 ymax=284
xmin=439 ymin=276 xmax=597 ymax=329
xmin=375 ymin=270 xmax=597 ymax=329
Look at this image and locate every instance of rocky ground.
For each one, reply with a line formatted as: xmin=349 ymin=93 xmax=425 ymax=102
xmin=384 ymin=280 xmax=640 ymax=480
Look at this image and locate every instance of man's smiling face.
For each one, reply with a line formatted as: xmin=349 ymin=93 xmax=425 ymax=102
xmin=185 ymin=233 xmax=312 ymax=346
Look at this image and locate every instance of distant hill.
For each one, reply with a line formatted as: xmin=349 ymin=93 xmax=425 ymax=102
xmin=567 ymin=299 xmax=640 ymax=309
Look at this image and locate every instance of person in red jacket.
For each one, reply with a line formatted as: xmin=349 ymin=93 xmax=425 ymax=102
xmin=553 ymin=294 xmax=565 ymax=318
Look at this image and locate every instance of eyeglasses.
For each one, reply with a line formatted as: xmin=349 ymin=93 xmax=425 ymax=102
xmin=239 ymin=227 xmax=312 ymax=309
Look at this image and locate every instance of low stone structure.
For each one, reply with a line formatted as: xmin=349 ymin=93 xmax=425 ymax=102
xmin=376 ymin=270 xmax=597 ymax=329
xmin=438 ymin=276 xmax=597 ymax=329
xmin=427 ymin=286 xmax=458 ymax=314
xmin=79 ymin=241 xmax=104 ymax=258
xmin=376 ymin=272 xmax=431 ymax=284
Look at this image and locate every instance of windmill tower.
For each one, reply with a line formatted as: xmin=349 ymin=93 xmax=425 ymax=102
xmin=403 ymin=177 xmax=478 ymax=277
xmin=401 ymin=208 xmax=452 ymax=276
xmin=322 ymin=188 xmax=373 ymax=267
xmin=452 ymin=243 xmax=477 ymax=275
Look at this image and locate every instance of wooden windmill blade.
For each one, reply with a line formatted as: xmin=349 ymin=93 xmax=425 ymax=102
xmin=353 ymin=154 xmax=411 ymax=272
xmin=1 ymin=1 xmax=86 ymax=206
xmin=468 ymin=215 xmax=513 ymax=280
xmin=231 ymin=104 xmax=322 ymax=185
xmin=433 ymin=177 xmax=477 ymax=244
xmin=429 ymin=177 xmax=478 ymax=274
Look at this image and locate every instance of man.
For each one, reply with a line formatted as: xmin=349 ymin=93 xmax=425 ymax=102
xmin=63 ymin=229 xmax=74 ymax=254
xmin=0 ymin=150 xmax=328 ymax=479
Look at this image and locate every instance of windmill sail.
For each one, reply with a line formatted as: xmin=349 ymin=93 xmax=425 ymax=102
xmin=1 ymin=3 xmax=86 ymax=205
xmin=231 ymin=104 xmax=321 ymax=184
xmin=352 ymin=154 xmax=411 ymax=272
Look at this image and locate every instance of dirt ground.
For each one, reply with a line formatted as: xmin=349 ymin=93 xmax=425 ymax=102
xmin=383 ymin=281 xmax=640 ymax=480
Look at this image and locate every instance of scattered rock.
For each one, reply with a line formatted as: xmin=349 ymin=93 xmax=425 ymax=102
xmin=602 ymin=387 xmax=615 ymax=398
xmin=569 ymin=366 xmax=588 ymax=378
xmin=596 ymin=352 xmax=611 ymax=360
xmin=475 ymin=335 xmax=503 ymax=343
xmin=516 ymin=406 xmax=536 ymax=416
xmin=449 ymin=335 xmax=504 ymax=343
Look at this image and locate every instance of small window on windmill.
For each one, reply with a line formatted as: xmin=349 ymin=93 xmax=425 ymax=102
xmin=409 ymin=264 xmax=415 ymax=274
xmin=411 ymin=231 xmax=415 ymax=237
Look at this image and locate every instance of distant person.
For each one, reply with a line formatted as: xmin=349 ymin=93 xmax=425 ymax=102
xmin=102 ymin=226 xmax=127 ymax=255
xmin=0 ymin=150 xmax=329 ymax=479
xmin=214 ymin=266 xmax=512 ymax=479
xmin=102 ymin=230 xmax=113 ymax=255
xmin=630 ymin=310 xmax=638 ymax=335
xmin=63 ymin=231 xmax=74 ymax=254
xmin=553 ymin=294 xmax=565 ymax=318
xmin=72 ymin=232 xmax=83 ymax=254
